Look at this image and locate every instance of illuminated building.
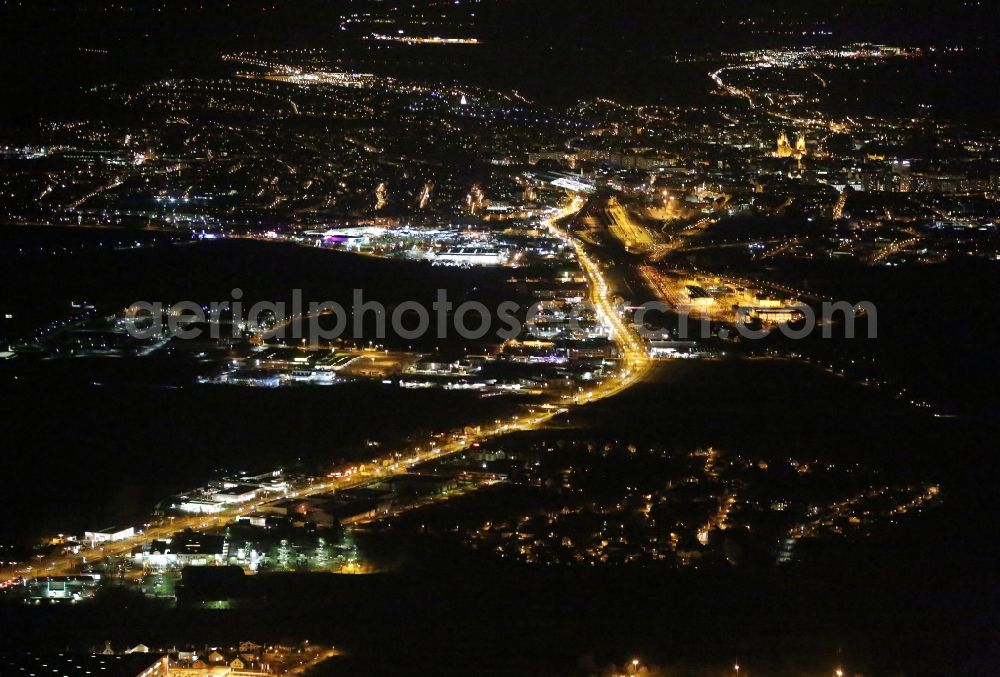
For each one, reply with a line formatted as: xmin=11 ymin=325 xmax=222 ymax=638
xmin=432 ymin=247 xmax=506 ymax=267
xmin=777 ymin=131 xmax=793 ymax=158
xmin=83 ymin=526 xmax=135 ymax=544
xmin=776 ymin=131 xmax=807 ymax=158
xmin=178 ymin=499 xmax=225 ymax=514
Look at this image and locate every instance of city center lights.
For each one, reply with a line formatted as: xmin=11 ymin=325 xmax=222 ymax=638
xmin=0 ymin=1 xmax=992 ymax=674
xmin=369 ymin=33 xmax=481 ymax=45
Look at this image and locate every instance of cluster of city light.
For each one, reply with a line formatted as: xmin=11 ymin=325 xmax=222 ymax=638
xmin=369 ymin=33 xmax=480 ymax=45
xmin=0 ymin=199 xmax=655 ymax=584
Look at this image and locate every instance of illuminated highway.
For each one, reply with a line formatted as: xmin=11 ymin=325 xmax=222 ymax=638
xmin=0 ymin=199 xmax=652 ymax=584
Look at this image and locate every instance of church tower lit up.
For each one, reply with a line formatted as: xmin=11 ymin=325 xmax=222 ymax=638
xmin=776 ymin=131 xmax=807 ymax=158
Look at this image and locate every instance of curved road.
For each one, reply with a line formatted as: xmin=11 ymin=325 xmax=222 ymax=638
xmin=0 ymin=202 xmax=652 ymax=584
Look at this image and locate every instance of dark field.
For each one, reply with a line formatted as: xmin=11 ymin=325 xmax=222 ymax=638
xmin=0 ymin=235 xmax=537 ymax=542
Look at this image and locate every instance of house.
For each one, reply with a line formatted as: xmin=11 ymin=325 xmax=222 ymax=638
xmin=172 ymin=533 xmax=227 ymax=566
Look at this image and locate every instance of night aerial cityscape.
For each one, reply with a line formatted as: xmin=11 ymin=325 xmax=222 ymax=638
xmin=0 ymin=1 xmax=998 ymax=675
